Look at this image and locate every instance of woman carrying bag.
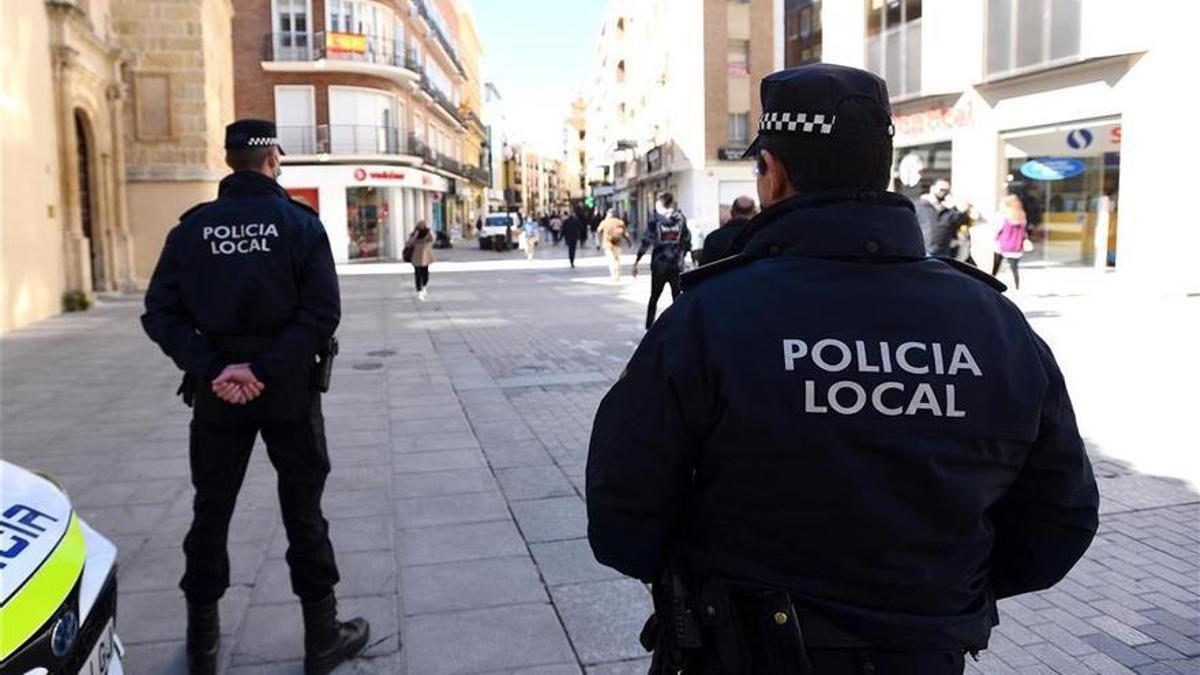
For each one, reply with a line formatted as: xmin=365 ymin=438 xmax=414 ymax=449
xmin=404 ymin=220 xmax=436 ymax=301
xmin=992 ymin=195 xmax=1031 ymax=291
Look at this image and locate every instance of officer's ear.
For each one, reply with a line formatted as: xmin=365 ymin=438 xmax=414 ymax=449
xmin=757 ymin=150 xmax=793 ymax=207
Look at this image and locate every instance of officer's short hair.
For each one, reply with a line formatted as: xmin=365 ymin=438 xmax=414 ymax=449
xmin=759 ymin=99 xmax=892 ymax=192
xmin=225 ymin=146 xmax=272 ymax=172
xmin=658 ymin=192 xmax=675 ymax=209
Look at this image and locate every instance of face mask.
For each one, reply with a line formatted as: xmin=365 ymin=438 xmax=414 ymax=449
xmin=655 ymin=203 xmax=670 ymax=216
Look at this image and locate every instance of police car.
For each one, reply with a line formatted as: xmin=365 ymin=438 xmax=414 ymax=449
xmin=0 ymin=460 xmax=124 ymax=675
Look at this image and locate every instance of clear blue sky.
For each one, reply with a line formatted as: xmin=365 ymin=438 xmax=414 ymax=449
xmin=469 ymin=0 xmax=607 ymax=156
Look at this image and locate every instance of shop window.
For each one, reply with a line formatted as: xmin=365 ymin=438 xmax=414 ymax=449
xmin=785 ymin=0 xmax=822 ymax=68
xmin=865 ymin=0 xmax=921 ymax=99
xmin=347 ymin=186 xmax=387 ymax=260
xmin=134 ymin=72 xmax=173 ymax=140
xmin=891 ymin=141 xmax=951 ymax=201
xmin=1003 ymin=122 xmax=1121 ymax=267
xmin=986 ymin=0 xmax=1082 ymax=78
xmin=728 ymin=39 xmax=750 ymax=77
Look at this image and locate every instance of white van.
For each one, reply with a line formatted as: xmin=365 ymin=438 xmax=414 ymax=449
xmin=479 ymin=212 xmax=520 ymax=250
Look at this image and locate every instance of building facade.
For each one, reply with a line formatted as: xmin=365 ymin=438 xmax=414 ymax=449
xmin=561 ymin=96 xmax=588 ymax=208
xmin=582 ymin=0 xmax=779 ymax=238
xmin=792 ymin=0 xmax=1199 ymax=291
xmin=232 ymin=0 xmax=487 ymax=263
xmin=483 ymin=81 xmax=508 ymax=211
xmin=454 ymin=3 xmax=490 ymax=235
xmin=2 ymin=0 xmax=234 ymax=333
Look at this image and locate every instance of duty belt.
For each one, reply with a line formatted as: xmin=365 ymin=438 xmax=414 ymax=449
xmin=211 ymin=336 xmax=274 ymax=353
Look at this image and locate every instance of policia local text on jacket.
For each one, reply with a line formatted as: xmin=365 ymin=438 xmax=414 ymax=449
xmin=586 ymin=190 xmax=1099 ymax=672
xmin=142 ymin=135 xmax=367 ymax=675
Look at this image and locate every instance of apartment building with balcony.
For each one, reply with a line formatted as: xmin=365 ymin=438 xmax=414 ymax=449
xmin=232 ymin=0 xmax=484 ymax=263
xmin=792 ymin=0 xmax=1197 ymax=290
xmin=483 ymin=81 xmax=509 ymax=211
xmin=583 ymin=0 xmax=779 ymax=237
xmin=562 ymin=96 xmax=588 ymax=206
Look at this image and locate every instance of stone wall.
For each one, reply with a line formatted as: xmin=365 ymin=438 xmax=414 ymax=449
xmin=1 ymin=1 xmax=66 ymax=332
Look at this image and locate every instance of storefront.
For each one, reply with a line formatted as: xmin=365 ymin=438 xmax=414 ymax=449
xmin=279 ymin=164 xmax=450 ymax=264
xmin=1002 ymin=119 xmax=1121 ymax=268
xmin=890 ymin=98 xmax=975 ymax=201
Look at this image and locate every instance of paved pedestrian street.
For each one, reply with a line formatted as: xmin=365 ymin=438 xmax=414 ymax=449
xmin=1 ymin=245 xmax=1196 ymax=675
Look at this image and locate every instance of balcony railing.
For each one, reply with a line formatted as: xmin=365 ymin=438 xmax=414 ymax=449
xmin=262 ymin=31 xmax=417 ymax=74
xmin=463 ymin=164 xmax=491 ymax=186
xmin=278 ymin=125 xmax=409 ymax=156
xmin=463 ymin=111 xmax=487 ymax=137
xmin=419 ymin=75 xmax=465 ymax=127
xmin=414 ymin=0 xmax=466 ymax=76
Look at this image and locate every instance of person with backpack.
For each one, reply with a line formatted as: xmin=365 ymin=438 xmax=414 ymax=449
xmin=404 ymin=220 xmax=435 ymax=301
xmin=633 ymin=192 xmax=691 ymax=330
xmin=597 ymin=209 xmax=632 ymax=280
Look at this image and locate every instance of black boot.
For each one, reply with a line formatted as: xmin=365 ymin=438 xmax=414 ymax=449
xmin=302 ymin=594 xmax=370 ymax=675
xmin=186 ymin=601 xmax=220 ymax=675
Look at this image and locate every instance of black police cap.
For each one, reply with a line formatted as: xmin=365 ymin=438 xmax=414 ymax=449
xmin=225 ymin=119 xmax=285 ymax=154
xmin=743 ymin=64 xmax=895 ymax=158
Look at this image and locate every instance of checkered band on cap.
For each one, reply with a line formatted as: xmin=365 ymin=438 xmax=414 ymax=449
xmin=246 ymin=136 xmax=279 ymax=146
xmin=758 ymin=112 xmax=836 ymax=135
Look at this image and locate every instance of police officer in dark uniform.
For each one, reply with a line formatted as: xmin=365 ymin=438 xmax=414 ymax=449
xmin=142 ymin=120 xmax=369 ymax=675
xmin=585 ymin=65 xmax=1099 ymax=674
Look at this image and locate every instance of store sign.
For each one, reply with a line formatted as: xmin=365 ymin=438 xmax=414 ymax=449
xmin=718 ymin=146 xmax=749 ymax=161
xmin=1019 ymin=158 xmax=1087 ymax=181
xmin=893 ymin=101 xmax=975 ymax=137
xmin=327 ymin=32 xmax=366 ymax=56
xmin=1066 ymin=128 xmax=1093 ymax=150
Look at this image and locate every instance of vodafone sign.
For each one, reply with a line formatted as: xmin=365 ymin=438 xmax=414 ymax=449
xmin=281 ymin=164 xmax=450 ymax=192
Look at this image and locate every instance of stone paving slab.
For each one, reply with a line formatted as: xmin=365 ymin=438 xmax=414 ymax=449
xmin=1 ymin=246 xmax=1197 ymax=674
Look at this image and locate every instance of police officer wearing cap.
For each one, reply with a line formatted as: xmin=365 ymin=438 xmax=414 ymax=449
xmin=586 ymin=65 xmax=1098 ymax=674
xmin=142 ymin=119 xmax=369 ymax=675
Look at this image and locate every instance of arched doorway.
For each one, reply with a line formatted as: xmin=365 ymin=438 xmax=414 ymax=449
xmin=74 ymin=110 xmax=101 ymax=290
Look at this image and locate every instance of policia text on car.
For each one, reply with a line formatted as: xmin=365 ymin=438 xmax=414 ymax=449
xmin=142 ymin=120 xmax=369 ymax=675
xmin=586 ymin=65 xmax=1099 ymax=674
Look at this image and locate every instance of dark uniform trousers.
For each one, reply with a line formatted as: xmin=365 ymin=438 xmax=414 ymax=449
xmin=181 ymin=367 xmax=339 ymax=604
xmin=684 ymin=649 xmax=965 ymax=675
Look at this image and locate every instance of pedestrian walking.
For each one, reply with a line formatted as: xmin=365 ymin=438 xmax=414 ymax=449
xmin=520 ymin=215 xmax=540 ymax=262
xmin=550 ymin=212 xmax=563 ymax=246
xmin=992 ymin=194 xmax=1029 ymax=290
xmin=915 ymin=179 xmax=971 ymax=257
xmin=701 ymin=195 xmax=757 ymax=265
xmin=405 ymin=219 xmax=435 ymax=301
xmin=596 ymin=208 xmax=631 ymax=280
xmin=141 ymin=119 xmax=370 ymax=675
xmin=633 ymin=192 xmax=691 ymax=330
xmin=562 ymin=209 xmax=587 ymax=268
xmin=591 ymin=211 xmax=603 ymax=249
xmin=586 ymin=65 xmax=1098 ymax=675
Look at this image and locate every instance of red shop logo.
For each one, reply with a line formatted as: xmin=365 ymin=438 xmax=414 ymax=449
xmin=353 ymin=168 xmax=367 ymax=181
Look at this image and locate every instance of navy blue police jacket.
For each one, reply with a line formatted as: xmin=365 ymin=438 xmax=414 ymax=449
xmin=141 ymin=171 xmax=340 ymax=384
xmin=586 ymin=190 xmax=1099 ymax=652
